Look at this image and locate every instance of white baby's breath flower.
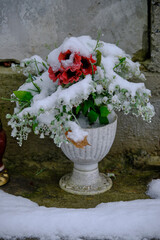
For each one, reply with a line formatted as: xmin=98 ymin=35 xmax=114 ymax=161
xmin=102 ymin=96 xmax=108 ymax=104
xmin=112 ymin=95 xmax=120 ymax=104
xmin=95 ymin=97 xmax=103 ymax=106
xmin=96 ymin=84 xmax=103 ymax=94
xmin=11 ymin=128 xmax=17 ymax=137
xmin=40 ymin=133 xmax=45 ymax=139
xmin=107 ymin=104 xmax=113 ymax=112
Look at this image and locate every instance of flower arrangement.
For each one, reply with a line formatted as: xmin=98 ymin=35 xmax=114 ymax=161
xmin=6 ymin=36 xmax=155 ymax=148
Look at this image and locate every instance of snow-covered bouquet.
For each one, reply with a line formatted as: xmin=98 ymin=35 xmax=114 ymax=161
xmin=7 ymin=36 xmax=155 ymax=148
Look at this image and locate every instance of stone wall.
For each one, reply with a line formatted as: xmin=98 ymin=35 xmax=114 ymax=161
xmin=0 ymin=0 xmax=147 ymax=60
xmin=149 ymin=0 xmax=160 ymax=72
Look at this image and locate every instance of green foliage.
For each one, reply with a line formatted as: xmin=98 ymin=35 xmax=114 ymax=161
xmin=121 ymin=88 xmax=128 ymax=94
xmin=88 ymin=110 xmax=99 ymax=124
xmin=94 ymin=30 xmax=103 ymax=51
xmin=28 ymin=74 xmax=41 ymax=93
xmin=35 ymin=168 xmax=46 ymax=176
xmin=32 ymin=116 xmax=38 ymax=132
xmin=82 ymin=100 xmax=96 ymax=116
xmin=113 ymin=57 xmax=126 ymax=70
xmin=73 ymin=95 xmax=110 ymax=125
xmin=34 ymin=59 xmax=41 ymax=75
xmin=76 ymin=105 xmax=81 ymax=115
xmin=13 ymin=91 xmax=33 ymax=102
xmin=13 ymin=90 xmax=33 ymax=111
xmin=99 ymin=106 xmax=110 ymax=124
xmin=99 ymin=115 xmax=109 ymax=125
xmin=95 ymin=50 xmax=102 ymax=66
xmin=42 ymin=62 xmax=48 ymax=70
xmin=100 ymin=106 xmax=110 ymax=117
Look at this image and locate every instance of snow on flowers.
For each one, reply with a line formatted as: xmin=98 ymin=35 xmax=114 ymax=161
xmin=48 ymin=50 xmax=97 ymax=85
xmin=7 ymin=36 xmax=155 ymax=147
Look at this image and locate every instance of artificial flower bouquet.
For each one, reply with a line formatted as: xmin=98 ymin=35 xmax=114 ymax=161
xmin=7 ymin=36 xmax=155 ymax=148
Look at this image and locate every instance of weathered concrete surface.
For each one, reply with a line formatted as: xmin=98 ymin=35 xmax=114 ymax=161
xmin=0 ymin=0 xmax=147 ymax=60
xmin=149 ymin=1 xmax=160 ymax=72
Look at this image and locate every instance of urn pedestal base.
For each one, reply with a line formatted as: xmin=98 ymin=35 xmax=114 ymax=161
xmin=59 ymin=165 xmax=112 ymax=195
xmin=60 ymin=112 xmax=117 ymax=195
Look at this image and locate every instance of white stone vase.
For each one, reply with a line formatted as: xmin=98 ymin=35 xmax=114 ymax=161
xmin=59 ymin=113 xmax=117 ymax=195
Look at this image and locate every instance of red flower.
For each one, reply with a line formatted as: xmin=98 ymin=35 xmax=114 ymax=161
xmin=81 ymin=55 xmax=97 ymax=75
xmin=59 ymin=50 xmax=82 ymax=72
xmin=48 ymin=50 xmax=97 ymax=86
xmin=70 ymin=53 xmax=82 ymax=71
xmin=58 ymin=50 xmax=71 ymax=62
xmin=48 ymin=66 xmax=61 ymax=82
xmin=59 ymin=69 xmax=82 ymax=85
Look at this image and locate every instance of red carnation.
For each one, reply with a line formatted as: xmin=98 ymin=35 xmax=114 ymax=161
xmin=48 ymin=66 xmax=61 ymax=82
xmin=69 ymin=53 xmax=82 ymax=71
xmin=81 ymin=55 xmax=97 ymax=75
xmin=58 ymin=50 xmax=71 ymax=62
xmin=48 ymin=50 xmax=97 ymax=86
xmin=59 ymin=69 xmax=82 ymax=85
xmin=59 ymin=50 xmax=82 ymax=72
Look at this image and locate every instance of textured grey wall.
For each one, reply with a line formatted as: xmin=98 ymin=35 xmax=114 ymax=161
xmin=0 ymin=0 xmax=147 ymax=60
xmin=149 ymin=1 xmax=160 ymax=72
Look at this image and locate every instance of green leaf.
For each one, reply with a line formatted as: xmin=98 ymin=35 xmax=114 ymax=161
xmin=100 ymin=106 xmax=110 ymax=117
xmin=99 ymin=115 xmax=109 ymax=125
xmin=33 ymin=122 xmax=38 ymax=131
xmin=28 ymin=74 xmax=41 ymax=93
xmin=82 ymin=101 xmax=89 ymax=115
xmin=42 ymin=62 xmax=48 ymax=69
xmin=96 ymin=50 xmax=102 ymax=66
xmin=13 ymin=91 xmax=33 ymax=102
xmin=35 ymin=168 xmax=46 ymax=176
xmin=32 ymin=81 xmax=41 ymax=93
xmin=121 ymin=88 xmax=128 ymax=94
xmin=92 ymin=93 xmax=96 ymax=99
xmin=34 ymin=59 xmax=41 ymax=75
xmin=76 ymin=105 xmax=81 ymax=115
xmin=88 ymin=100 xmax=96 ymax=111
xmin=119 ymin=57 xmax=126 ymax=63
xmin=116 ymin=40 xmax=119 ymax=46
xmin=26 ymin=61 xmax=31 ymax=65
xmin=94 ymin=30 xmax=101 ymax=51
xmin=32 ymin=116 xmax=38 ymax=131
xmin=82 ymin=100 xmax=96 ymax=115
xmin=88 ymin=110 xmax=99 ymax=124
xmin=113 ymin=57 xmax=126 ymax=70
xmin=90 ymin=61 xmax=95 ymax=81
xmin=62 ymin=105 xmax=66 ymax=112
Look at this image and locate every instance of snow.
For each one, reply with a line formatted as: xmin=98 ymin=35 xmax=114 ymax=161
xmin=102 ymin=56 xmax=145 ymax=97
xmin=67 ymin=121 xmax=88 ymax=142
xmin=48 ymin=36 xmax=92 ymax=71
xmin=146 ymin=179 xmax=160 ymax=199
xmin=18 ymin=74 xmax=93 ymax=117
xmin=0 ymin=179 xmax=160 ymax=240
xmin=20 ymin=55 xmax=48 ymax=76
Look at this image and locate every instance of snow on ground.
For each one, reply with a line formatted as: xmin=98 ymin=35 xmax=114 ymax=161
xmin=0 ymin=179 xmax=160 ymax=240
xmin=147 ymin=179 xmax=160 ymax=199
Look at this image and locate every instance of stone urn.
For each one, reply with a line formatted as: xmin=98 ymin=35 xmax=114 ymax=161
xmin=59 ymin=113 xmax=117 ymax=195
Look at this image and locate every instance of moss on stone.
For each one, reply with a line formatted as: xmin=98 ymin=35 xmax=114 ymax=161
xmin=132 ymin=49 xmax=148 ymax=62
